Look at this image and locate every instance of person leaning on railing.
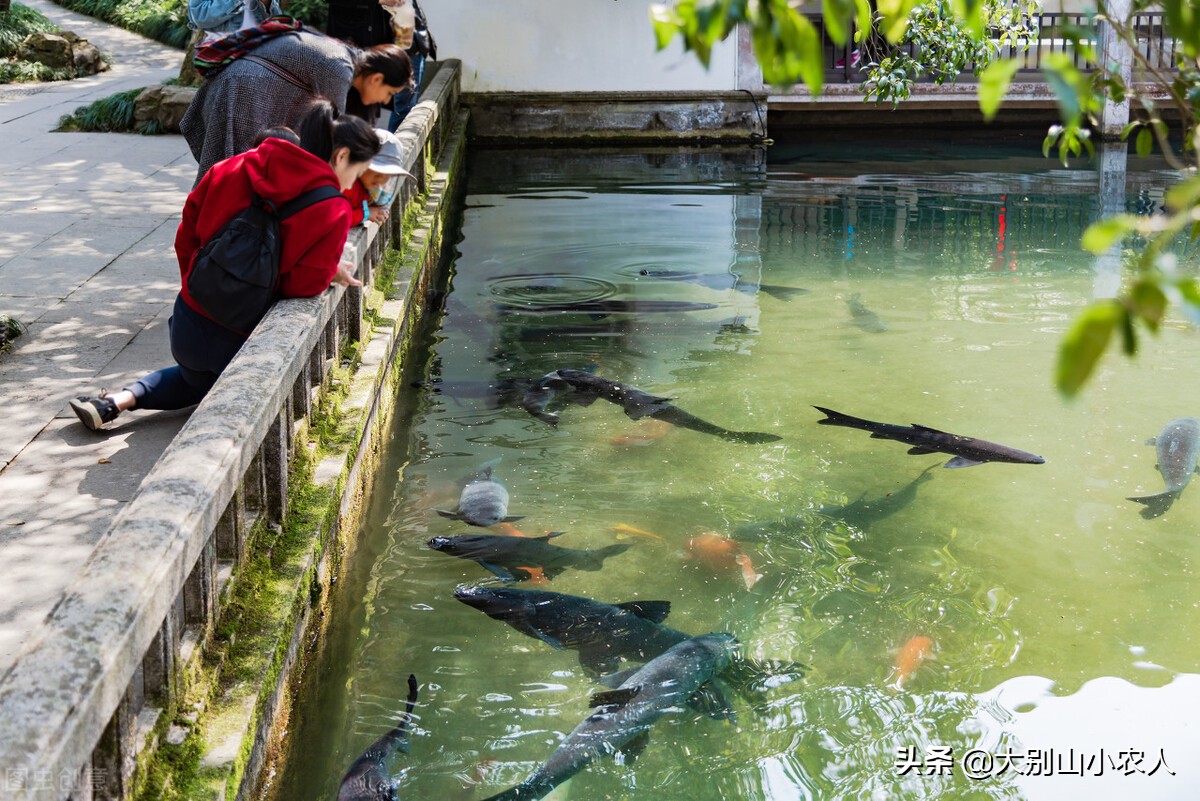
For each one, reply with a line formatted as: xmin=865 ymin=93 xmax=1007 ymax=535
xmin=68 ymin=102 xmax=378 ymax=432
xmin=181 ymin=26 xmax=411 ymax=185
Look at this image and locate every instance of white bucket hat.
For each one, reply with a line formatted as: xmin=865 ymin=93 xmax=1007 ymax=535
xmin=369 ymin=129 xmax=414 ymax=177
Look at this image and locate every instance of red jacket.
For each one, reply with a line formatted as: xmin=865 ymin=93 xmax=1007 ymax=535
xmin=176 ymin=138 xmax=353 ymax=322
xmin=343 ymin=179 xmax=370 ymax=227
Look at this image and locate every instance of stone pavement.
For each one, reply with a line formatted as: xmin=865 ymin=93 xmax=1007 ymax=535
xmin=0 ymin=1 xmax=195 ymax=674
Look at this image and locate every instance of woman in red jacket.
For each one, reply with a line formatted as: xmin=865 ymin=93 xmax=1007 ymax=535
xmin=70 ymin=100 xmax=379 ymax=431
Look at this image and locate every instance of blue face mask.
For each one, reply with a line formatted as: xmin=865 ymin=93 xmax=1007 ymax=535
xmin=368 ymin=176 xmax=400 ymax=208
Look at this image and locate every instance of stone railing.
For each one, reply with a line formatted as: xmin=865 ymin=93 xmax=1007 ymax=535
xmin=0 ymin=62 xmax=464 ymax=801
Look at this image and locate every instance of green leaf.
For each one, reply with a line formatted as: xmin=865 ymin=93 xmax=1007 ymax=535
xmin=978 ymin=58 xmax=1021 ymax=121
xmin=1164 ymin=174 xmax=1200 ymax=212
xmin=823 ymin=0 xmax=855 ymax=45
xmin=1056 ymin=301 xmax=1122 ymax=397
xmin=1119 ymin=306 xmax=1138 ymax=356
xmin=1130 ymin=280 xmax=1167 ymax=332
xmin=1136 ymin=127 xmax=1153 ymax=158
xmin=1119 ymin=121 xmax=1140 ymax=140
xmin=878 ymin=0 xmax=920 ymax=41
xmin=1177 ymin=277 xmax=1200 ymax=309
xmin=1080 ymin=214 xmax=1138 ymax=254
xmin=649 ymin=4 xmax=683 ymax=51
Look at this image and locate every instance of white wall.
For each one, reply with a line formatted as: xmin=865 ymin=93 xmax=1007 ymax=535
xmin=424 ymin=0 xmax=738 ymax=92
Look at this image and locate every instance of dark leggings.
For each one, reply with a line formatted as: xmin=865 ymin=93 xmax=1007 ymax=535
xmin=128 ymin=296 xmax=247 ymax=410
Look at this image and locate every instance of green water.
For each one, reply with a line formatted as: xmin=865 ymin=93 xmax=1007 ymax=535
xmin=272 ymin=142 xmax=1200 ymax=801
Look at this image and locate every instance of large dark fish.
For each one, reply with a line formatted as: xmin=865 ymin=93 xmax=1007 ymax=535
xmin=496 ymin=299 xmax=719 ymax=318
xmin=531 ymin=368 xmax=781 ymax=444
xmin=479 ymin=634 xmax=739 ymax=801
xmin=1127 ymin=417 xmax=1200 ymax=519
xmin=814 ymin=406 xmax=1045 ymax=468
xmin=846 ymin=293 xmax=888 ymax=333
xmin=337 ymin=674 xmax=419 ymax=801
xmin=453 ymin=586 xmax=805 ymax=687
xmin=636 ymin=268 xmax=810 ymax=301
xmin=428 ymin=533 xmax=631 ymax=581
xmin=435 ymin=458 xmax=525 ymax=527
xmin=821 ymin=465 xmax=937 ymax=527
xmin=413 ymin=378 xmax=535 ymax=408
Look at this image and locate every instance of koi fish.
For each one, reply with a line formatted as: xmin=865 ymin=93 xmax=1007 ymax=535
xmin=612 ymin=523 xmax=666 ymax=542
xmin=490 ymin=521 xmax=530 ymax=537
xmin=610 ymin=418 xmax=674 ymax=447
xmin=686 ymin=532 xmax=761 ymax=590
xmin=889 ymin=635 xmax=934 ymax=691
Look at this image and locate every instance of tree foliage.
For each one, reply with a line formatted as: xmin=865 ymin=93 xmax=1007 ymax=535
xmin=651 ymin=0 xmax=1200 ymax=397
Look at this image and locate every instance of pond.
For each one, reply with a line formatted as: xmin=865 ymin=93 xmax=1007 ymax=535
xmin=271 ymin=137 xmax=1200 ymax=801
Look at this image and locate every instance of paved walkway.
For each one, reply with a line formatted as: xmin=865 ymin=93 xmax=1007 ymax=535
xmin=0 ymin=1 xmax=195 ymax=674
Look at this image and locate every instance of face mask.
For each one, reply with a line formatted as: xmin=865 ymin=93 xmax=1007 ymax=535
xmin=368 ymin=176 xmax=400 ymax=208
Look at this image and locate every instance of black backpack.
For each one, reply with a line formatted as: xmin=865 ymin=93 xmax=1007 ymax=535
xmin=187 ymin=185 xmax=345 ymax=335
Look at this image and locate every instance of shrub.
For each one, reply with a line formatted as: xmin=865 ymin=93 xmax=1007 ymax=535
xmin=0 ymin=3 xmax=59 ymax=58
xmin=50 ymin=0 xmax=191 ymax=49
xmin=0 ymin=314 xmax=25 ymax=352
xmin=56 ymin=87 xmax=140 ymax=132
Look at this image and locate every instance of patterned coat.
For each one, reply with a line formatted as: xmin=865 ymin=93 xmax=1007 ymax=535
xmin=181 ymin=30 xmax=356 ymax=184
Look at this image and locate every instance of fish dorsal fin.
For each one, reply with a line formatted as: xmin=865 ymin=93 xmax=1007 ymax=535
xmin=911 ymin=423 xmax=949 ymax=434
xmin=907 ymin=446 xmax=939 ymax=455
xmin=434 ymin=508 xmax=461 ymax=520
xmin=616 ymin=600 xmax=671 ymax=624
xmin=537 ymin=531 xmax=567 ymax=542
xmin=596 ymin=666 xmax=640 ymax=688
xmin=589 ymin=686 xmax=641 ymax=709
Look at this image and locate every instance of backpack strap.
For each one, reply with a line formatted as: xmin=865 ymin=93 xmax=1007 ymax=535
xmin=276 ymin=185 xmax=347 ymax=219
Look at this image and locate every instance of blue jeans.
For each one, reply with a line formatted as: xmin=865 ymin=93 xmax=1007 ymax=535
xmin=128 ymin=296 xmax=247 ymax=410
xmin=387 ymin=52 xmax=426 ymax=132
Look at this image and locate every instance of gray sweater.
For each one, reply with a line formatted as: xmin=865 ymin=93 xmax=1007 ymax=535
xmin=181 ymin=31 xmax=355 ymax=184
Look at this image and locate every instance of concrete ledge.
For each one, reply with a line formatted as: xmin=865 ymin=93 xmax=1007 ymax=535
xmin=463 ymin=90 xmax=762 ymax=143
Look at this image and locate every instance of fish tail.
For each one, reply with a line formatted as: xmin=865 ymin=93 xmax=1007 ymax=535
xmin=724 ymin=430 xmax=783 ymax=444
xmin=735 ymin=554 xmax=762 ymax=590
xmin=584 ymin=543 xmax=633 ymax=569
xmin=1126 ymin=489 xmax=1181 ymax=519
xmin=813 ymin=406 xmax=876 ymax=431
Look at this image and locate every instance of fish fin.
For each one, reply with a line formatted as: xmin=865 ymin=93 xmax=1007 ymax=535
xmin=517 ymin=622 xmax=564 ymax=650
xmin=869 ymin=432 xmax=890 ymax=439
xmin=615 ymin=600 xmax=671 ymax=624
xmin=906 ymin=446 xmax=939 ymax=455
xmin=1126 ymin=490 xmax=1181 ymax=519
xmin=435 ymin=508 xmax=461 ymax=520
xmin=724 ymin=657 xmax=808 ymax=695
xmin=687 ymin=682 xmax=737 ymax=722
xmin=473 ymin=457 xmax=503 ymax=481
xmin=725 ymin=430 xmax=783 ymax=444
xmin=478 ymin=561 xmax=518 ymax=581
xmin=596 ymin=666 xmax=640 ymax=688
xmin=943 ymin=456 xmax=984 ymax=468
xmin=589 ymin=687 xmax=641 ymax=709
xmin=617 ymin=730 xmax=651 ymax=762
xmin=911 ymin=424 xmax=950 ymax=434
xmin=536 ymin=531 xmax=567 ymax=542
xmin=1146 ymin=437 xmax=1157 ymax=446
xmin=502 ymin=515 xmax=526 ymax=523
xmin=582 ymin=543 xmax=633 ymax=570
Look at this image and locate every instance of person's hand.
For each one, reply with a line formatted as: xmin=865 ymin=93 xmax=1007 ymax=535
xmin=368 ymin=204 xmax=390 ymax=224
xmin=332 ymin=260 xmax=364 ymax=287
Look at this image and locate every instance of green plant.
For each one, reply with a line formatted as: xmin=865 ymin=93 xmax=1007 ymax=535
xmin=0 ymin=3 xmax=58 ymax=57
xmin=50 ymin=0 xmax=190 ymax=49
xmin=285 ymin=0 xmax=327 ymax=30
xmin=0 ymin=314 xmax=25 ymax=351
xmin=56 ymin=88 xmax=140 ymax=132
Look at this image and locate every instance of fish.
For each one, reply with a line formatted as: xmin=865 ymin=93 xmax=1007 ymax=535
xmin=1127 ymin=417 xmax=1200 ymax=518
xmin=478 ymin=634 xmax=739 ymax=801
xmin=528 ymin=368 xmax=781 ymax=444
xmin=453 ymin=586 xmax=805 ymax=691
xmin=610 ymin=419 xmax=673 ymax=447
xmin=813 ymin=406 xmax=1045 ymax=468
xmin=636 ymin=268 xmax=810 ymax=301
xmin=846 ymin=293 xmax=888 ymax=333
xmin=820 ymin=465 xmax=937 ymax=527
xmin=685 ymin=532 xmax=761 ymax=590
xmin=435 ymin=458 xmax=525 ymax=527
xmin=428 ymin=533 xmax=631 ymax=582
xmin=496 ymin=299 xmax=719 ymax=318
xmin=453 ymin=585 xmax=686 ymax=676
xmin=490 ymin=521 xmax=530 ymax=538
xmin=337 ymin=674 xmax=419 ymax=801
xmin=888 ymin=636 xmax=933 ymax=691
xmin=612 ymin=523 xmax=666 ymax=542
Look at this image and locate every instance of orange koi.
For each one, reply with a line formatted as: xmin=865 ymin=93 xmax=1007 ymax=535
xmin=515 ymin=566 xmax=551 ymax=584
xmin=612 ymin=523 xmax=665 ymax=542
xmin=610 ymin=418 xmax=673 ymax=447
xmin=687 ymin=532 xmax=761 ymax=590
xmin=889 ymin=635 xmax=934 ymax=690
xmin=490 ymin=521 xmax=530 ymax=538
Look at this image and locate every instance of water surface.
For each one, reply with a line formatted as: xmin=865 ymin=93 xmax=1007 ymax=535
xmin=273 ymin=141 xmax=1200 ymax=801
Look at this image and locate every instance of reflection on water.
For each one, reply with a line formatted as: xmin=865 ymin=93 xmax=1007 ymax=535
xmin=272 ymin=143 xmax=1200 ymax=801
